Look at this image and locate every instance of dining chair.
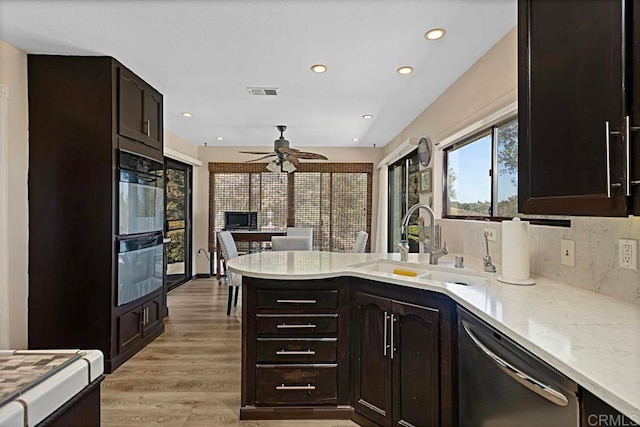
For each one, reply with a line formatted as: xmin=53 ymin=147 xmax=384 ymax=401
xmin=271 ymin=236 xmax=312 ymax=251
xmin=286 ymin=227 xmax=313 ymax=248
xmin=217 ymin=231 xmax=241 ymax=316
xmin=352 ymin=230 xmax=369 ymax=253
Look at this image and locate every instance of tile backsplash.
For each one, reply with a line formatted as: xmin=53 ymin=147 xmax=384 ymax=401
xmin=438 ymin=217 xmax=640 ymax=304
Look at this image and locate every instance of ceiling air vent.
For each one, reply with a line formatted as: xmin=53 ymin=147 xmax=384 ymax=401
xmin=247 ymin=87 xmax=280 ymax=96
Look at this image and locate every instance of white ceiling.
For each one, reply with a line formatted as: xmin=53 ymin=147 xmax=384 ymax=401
xmin=0 ymin=0 xmax=516 ymax=148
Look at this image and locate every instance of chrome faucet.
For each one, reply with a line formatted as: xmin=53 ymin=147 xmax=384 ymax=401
xmin=398 ymin=203 xmax=447 ymax=264
xmin=483 ymin=231 xmax=497 ymax=273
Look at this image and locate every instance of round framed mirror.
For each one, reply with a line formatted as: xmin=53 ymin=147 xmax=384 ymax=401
xmin=418 ymin=137 xmax=432 ymax=167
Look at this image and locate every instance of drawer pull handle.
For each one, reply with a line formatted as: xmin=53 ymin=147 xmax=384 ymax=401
xmin=276 ymin=323 xmax=316 ymax=329
xmin=276 ymin=350 xmax=316 ymax=355
xmin=276 ymin=299 xmax=317 ymax=304
xmin=276 ymin=384 xmax=316 ymax=390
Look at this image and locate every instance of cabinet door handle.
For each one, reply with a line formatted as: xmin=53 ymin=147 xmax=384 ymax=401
xmin=145 ymin=119 xmax=151 ymax=137
xmin=276 ymin=384 xmax=316 ymax=390
xmin=276 ymin=299 xmax=317 ymax=304
xmin=390 ymin=313 xmax=395 ymax=360
xmin=275 ymin=350 xmax=316 ymax=355
xmin=383 ymin=311 xmax=389 ymax=356
xmin=606 ymin=121 xmax=614 ymax=198
xmin=276 ymin=323 xmax=316 ymax=329
xmin=625 ymin=116 xmax=632 ymax=196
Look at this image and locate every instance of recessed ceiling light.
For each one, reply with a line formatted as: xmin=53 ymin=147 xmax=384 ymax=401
xmin=352 ymin=138 xmax=360 ymax=142
xmin=216 ymin=136 xmax=224 ymax=141
xmin=311 ymin=64 xmax=328 ymax=73
xmin=425 ymin=28 xmax=446 ymax=41
xmin=397 ymin=66 xmax=413 ymax=75
xmin=181 ymin=112 xmax=193 ymax=117
xmin=362 ymin=114 xmax=373 ymax=119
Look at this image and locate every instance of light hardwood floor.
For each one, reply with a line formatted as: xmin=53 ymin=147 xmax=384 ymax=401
xmin=102 ymin=278 xmax=358 ymax=427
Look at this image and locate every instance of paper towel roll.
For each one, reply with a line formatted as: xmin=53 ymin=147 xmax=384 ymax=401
xmin=499 ymin=218 xmax=535 ymax=285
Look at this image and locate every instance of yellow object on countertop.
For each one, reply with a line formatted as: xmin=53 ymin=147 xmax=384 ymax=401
xmin=393 ymin=269 xmax=417 ymax=277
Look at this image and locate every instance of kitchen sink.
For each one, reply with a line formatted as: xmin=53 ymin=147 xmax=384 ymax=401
xmin=419 ymin=270 xmax=489 ymax=286
xmin=350 ymin=260 xmax=431 ymax=277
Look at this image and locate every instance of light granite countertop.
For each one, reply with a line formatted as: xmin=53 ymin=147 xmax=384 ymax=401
xmin=228 ymin=251 xmax=640 ymax=420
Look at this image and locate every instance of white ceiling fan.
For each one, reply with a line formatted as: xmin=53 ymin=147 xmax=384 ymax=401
xmin=240 ymin=125 xmax=328 ymax=173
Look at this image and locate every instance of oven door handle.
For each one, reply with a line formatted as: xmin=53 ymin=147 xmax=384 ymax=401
xmin=462 ymin=321 xmax=569 ymax=407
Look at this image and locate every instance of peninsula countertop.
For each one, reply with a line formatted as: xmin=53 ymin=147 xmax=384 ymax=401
xmin=228 ymin=251 xmax=640 ymax=420
xmin=0 ymin=349 xmax=104 ymax=426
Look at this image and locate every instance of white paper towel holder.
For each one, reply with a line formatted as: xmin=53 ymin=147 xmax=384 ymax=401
xmin=496 ymin=275 xmax=536 ymax=286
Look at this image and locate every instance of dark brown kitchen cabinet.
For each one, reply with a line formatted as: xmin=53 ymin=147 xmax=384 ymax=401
xmin=519 ymin=0 xmax=630 ymax=216
xmin=118 ymin=293 xmax=163 ymax=355
xmin=580 ymin=388 xmax=635 ymax=427
xmin=118 ymin=67 xmax=163 ymax=151
xmin=241 ymin=277 xmax=351 ymax=421
xmin=28 ymin=55 xmax=164 ymax=374
xmin=631 ymin=0 xmax=640 ymax=214
xmin=351 ymin=281 xmax=454 ymax=427
xmin=352 ymin=293 xmax=393 ymax=426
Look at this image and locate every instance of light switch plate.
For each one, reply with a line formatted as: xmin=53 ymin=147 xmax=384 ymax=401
xmin=619 ymin=239 xmax=638 ymax=270
xmin=484 ymin=228 xmax=497 ymax=242
xmin=561 ymin=239 xmax=575 ymax=267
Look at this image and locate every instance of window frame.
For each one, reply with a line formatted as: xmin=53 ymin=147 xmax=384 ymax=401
xmin=443 ymin=117 xmax=570 ymax=227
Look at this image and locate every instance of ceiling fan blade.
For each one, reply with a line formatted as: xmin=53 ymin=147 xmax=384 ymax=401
xmin=245 ymin=154 xmax=276 ymax=162
xmin=292 ymin=152 xmax=328 ymax=160
xmin=286 ymin=156 xmax=300 ymax=168
xmin=239 ymin=151 xmax=274 ymax=155
xmin=277 ymin=147 xmax=300 ymax=155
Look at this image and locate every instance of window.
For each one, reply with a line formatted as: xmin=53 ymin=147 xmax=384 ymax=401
xmin=444 ymin=118 xmax=568 ymax=224
xmin=208 ymin=163 xmax=373 ymax=252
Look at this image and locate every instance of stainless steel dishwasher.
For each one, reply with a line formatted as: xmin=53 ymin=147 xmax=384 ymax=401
xmin=458 ymin=307 xmax=579 ymax=427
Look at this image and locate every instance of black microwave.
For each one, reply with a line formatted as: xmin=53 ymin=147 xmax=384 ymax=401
xmin=224 ymin=211 xmax=258 ymax=230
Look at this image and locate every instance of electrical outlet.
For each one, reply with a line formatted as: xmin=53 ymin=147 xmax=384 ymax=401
xmin=561 ymin=239 xmax=575 ymax=267
xmin=484 ymin=227 xmax=497 ymax=242
xmin=619 ymin=239 xmax=638 ymax=270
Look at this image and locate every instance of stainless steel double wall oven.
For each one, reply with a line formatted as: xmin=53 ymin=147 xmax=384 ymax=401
xmin=117 ymin=150 xmax=164 ymax=306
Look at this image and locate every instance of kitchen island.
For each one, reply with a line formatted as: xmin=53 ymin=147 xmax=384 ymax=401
xmin=229 ymin=251 xmax=640 ymax=424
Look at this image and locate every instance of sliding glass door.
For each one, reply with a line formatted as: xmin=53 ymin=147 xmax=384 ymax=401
xmin=165 ymin=158 xmax=192 ymax=290
xmin=388 ymin=151 xmax=420 ymax=252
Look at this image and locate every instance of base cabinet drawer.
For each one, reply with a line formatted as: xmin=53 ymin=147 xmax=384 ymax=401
xmin=255 ymin=366 xmax=337 ymax=405
xmin=256 ymin=338 xmax=337 ymax=363
xmin=256 ymin=315 xmax=337 ymax=335
xmin=256 ymin=290 xmax=338 ymax=310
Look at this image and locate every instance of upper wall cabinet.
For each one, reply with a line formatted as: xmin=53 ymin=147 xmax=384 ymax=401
xmin=518 ymin=0 xmax=639 ymax=216
xmin=118 ymin=67 xmax=163 ymax=151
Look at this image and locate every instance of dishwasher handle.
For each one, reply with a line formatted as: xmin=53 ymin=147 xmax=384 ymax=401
xmin=462 ymin=321 xmax=569 ymax=407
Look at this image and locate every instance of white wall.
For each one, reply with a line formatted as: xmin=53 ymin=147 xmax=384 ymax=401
xmin=194 ymin=145 xmax=384 ymax=275
xmin=383 ymin=27 xmax=517 ymax=219
xmin=0 ymin=40 xmax=29 ymax=349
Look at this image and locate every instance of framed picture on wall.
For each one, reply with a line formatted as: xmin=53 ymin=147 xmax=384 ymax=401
xmin=420 ymin=168 xmax=432 ymax=193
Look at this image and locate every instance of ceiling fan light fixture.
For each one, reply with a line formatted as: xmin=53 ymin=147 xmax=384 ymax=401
xmin=311 ymin=64 xmax=328 ymax=73
xmin=281 ymin=160 xmax=297 ymax=173
xmin=425 ymin=28 xmax=446 ymax=41
xmin=266 ymin=159 xmax=279 ymax=173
